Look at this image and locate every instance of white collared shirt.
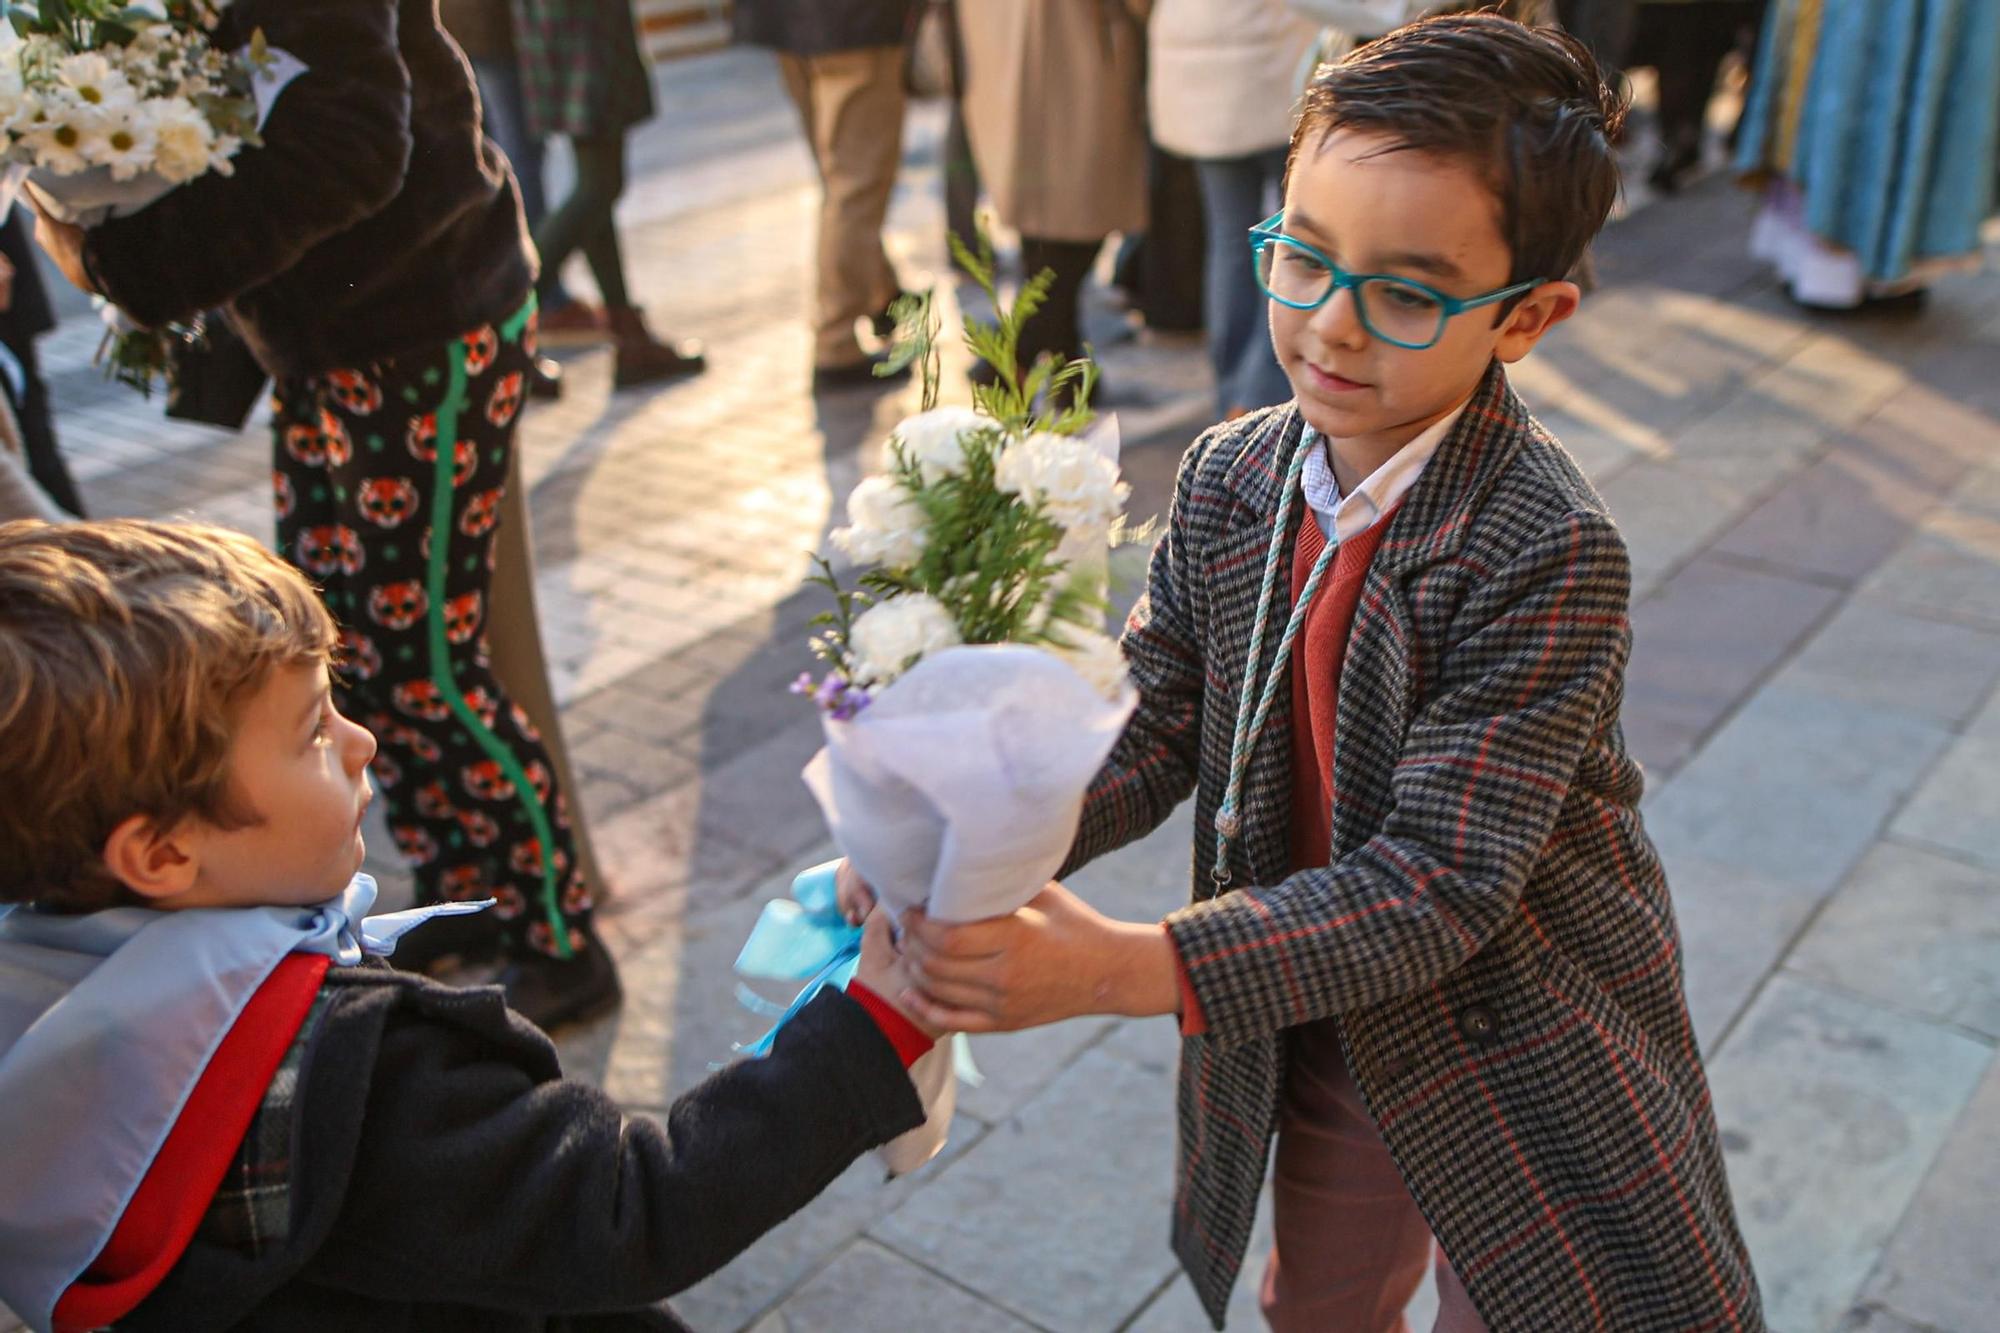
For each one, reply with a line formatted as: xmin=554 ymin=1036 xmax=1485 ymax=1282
xmin=1302 ymin=400 xmax=1469 ymax=542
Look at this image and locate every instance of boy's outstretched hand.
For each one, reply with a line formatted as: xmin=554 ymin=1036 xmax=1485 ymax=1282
xmin=895 ymin=883 xmax=1181 ymax=1033
xmin=851 ymin=908 xmax=946 ymax=1039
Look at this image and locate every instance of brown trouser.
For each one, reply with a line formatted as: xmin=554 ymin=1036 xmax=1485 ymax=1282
xmin=1261 ymin=1019 xmax=1492 ymax=1333
xmin=776 ymin=47 xmax=907 ymax=369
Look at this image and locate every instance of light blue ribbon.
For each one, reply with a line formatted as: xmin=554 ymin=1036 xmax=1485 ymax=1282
xmin=733 ymin=860 xmax=982 ymax=1085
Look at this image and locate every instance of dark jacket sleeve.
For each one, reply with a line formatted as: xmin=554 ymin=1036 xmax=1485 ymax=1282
xmin=81 ymin=0 xmax=414 ymax=329
xmin=301 ymin=983 xmax=924 ymax=1312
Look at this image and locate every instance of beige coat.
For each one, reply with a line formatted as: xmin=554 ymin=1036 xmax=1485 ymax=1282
xmin=1148 ymin=0 xmax=1320 ymax=160
xmin=957 ymin=0 xmax=1151 ymax=242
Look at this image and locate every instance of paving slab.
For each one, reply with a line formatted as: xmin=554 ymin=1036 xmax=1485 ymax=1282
xmin=1858 ymin=506 xmax=2000 ymax=630
xmin=1667 ymin=854 xmax=1830 ymax=1050
xmin=747 ymin=1240 xmax=1039 ymax=1333
xmin=1709 ymin=976 xmax=1992 ymax=1333
xmin=1887 ymin=730 xmax=2000 ymax=875
xmin=1787 ymin=842 xmax=2000 ymax=1040
xmin=870 ymin=1042 xmax=1180 ymax=1333
xmin=1773 ymin=600 xmax=2000 ymax=730
xmin=1858 ymin=1058 xmax=2000 ymax=1333
xmin=1643 ymin=684 xmax=1952 ymax=894
xmin=1623 ymin=554 xmax=1841 ymax=776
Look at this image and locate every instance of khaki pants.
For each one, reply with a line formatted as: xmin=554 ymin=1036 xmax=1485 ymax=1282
xmin=777 ymin=47 xmax=907 ymax=369
xmin=486 ymin=446 xmax=606 ymax=900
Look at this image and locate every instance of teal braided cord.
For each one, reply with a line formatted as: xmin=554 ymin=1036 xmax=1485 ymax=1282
xmin=1211 ymin=429 xmax=1334 ymax=887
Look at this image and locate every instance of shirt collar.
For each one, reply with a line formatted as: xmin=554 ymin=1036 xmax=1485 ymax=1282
xmin=1302 ymin=399 xmax=1469 ymax=544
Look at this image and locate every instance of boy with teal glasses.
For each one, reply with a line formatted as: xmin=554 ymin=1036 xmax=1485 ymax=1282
xmin=871 ymin=13 xmax=1763 ymax=1330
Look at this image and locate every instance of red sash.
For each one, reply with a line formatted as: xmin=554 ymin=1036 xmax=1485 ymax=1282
xmin=52 ymin=953 xmax=330 ymax=1332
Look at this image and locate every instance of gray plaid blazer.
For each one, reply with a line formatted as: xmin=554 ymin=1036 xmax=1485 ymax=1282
xmin=1070 ymin=364 xmax=1763 ymax=1331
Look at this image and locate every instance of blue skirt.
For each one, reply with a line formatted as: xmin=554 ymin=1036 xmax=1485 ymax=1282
xmin=1734 ymin=0 xmax=1999 ymax=284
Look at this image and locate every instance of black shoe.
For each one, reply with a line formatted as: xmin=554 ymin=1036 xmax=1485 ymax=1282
xmin=528 ymin=356 xmax=563 ymax=401
xmin=812 ymin=353 xmax=911 ymax=392
xmin=501 ymin=929 xmax=623 ymax=1031
xmin=387 ymin=907 xmax=505 ymax=975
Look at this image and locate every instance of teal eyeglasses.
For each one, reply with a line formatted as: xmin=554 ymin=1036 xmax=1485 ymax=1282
xmin=1248 ymin=212 xmax=1544 ymax=350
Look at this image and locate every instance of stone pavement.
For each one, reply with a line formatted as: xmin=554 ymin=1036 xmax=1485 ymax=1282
xmin=10 ymin=47 xmax=2000 ymax=1333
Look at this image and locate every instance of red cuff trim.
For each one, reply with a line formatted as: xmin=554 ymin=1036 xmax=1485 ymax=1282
xmin=846 ymin=980 xmax=935 ymax=1067
xmin=1170 ymin=927 xmax=1208 ymax=1037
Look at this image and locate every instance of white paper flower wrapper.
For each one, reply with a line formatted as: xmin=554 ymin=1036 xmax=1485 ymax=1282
xmin=803 ymin=642 xmax=1136 ymax=1171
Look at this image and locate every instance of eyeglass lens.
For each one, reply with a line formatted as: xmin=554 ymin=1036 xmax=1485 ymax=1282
xmin=1256 ymin=240 xmax=1447 ymax=347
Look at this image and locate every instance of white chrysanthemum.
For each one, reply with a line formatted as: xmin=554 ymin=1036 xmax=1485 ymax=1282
xmin=894 ymin=406 xmax=986 ymax=484
xmin=146 ymin=97 xmax=215 ymax=183
xmin=849 ymin=593 xmax=961 ymax=687
xmin=994 ymin=431 xmax=1129 ymax=534
xmin=89 ymin=106 xmax=159 ymax=181
xmin=1051 ymin=630 xmax=1129 ymax=701
xmin=830 ymin=474 xmax=928 ymax=568
xmin=57 ymin=53 xmax=135 ymax=109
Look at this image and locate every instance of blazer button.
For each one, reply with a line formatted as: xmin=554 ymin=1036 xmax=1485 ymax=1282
xmin=1458 ymin=1004 xmax=1500 ymax=1048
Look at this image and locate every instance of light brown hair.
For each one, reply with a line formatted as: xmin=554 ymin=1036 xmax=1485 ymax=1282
xmin=1287 ymin=12 xmax=1627 ymax=297
xmin=0 ymin=519 xmax=337 ymax=911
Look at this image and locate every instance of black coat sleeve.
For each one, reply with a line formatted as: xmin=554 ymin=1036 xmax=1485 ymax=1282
xmin=301 ymin=984 xmax=925 ymax=1313
xmin=81 ymin=0 xmax=414 ymax=329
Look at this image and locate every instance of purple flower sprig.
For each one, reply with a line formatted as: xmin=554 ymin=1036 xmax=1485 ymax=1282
xmin=789 ymin=670 xmax=873 ymax=721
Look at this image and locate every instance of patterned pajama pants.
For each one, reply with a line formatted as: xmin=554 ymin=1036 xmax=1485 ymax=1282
xmin=272 ymin=297 xmax=591 ymax=960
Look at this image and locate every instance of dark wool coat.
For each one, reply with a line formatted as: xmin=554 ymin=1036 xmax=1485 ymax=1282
xmin=732 ymin=0 xmax=917 ymax=55
xmin=511 ymin=0 xmax=655 ymax=139
xmin=81 ymin=0 xmax=534 ymax=380
xmin=121 ymin=966 xmax=923 ymax=1331
xmin=1067 ymin=363 xmax=1764 ymax=1331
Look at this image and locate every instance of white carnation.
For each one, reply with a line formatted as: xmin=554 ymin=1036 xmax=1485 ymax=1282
xmin=849 ymin=593 xmax=962 ymax=687
xmin=1051 ymin=630 xmax=1130 ymax=701
xmin=894 ymin=406 xmax=986 ymax=484
xmin=830 ymin=474 xmax=928 ymax=568
xmin=995 ymin=431 xmax=1129 ymax=534
xmin=146 ymin=97 xmax=215 ymax=184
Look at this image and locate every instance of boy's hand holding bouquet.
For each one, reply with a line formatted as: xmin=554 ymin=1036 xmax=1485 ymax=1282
xmin=733 ymin=241 xmax=1146 ymax=1172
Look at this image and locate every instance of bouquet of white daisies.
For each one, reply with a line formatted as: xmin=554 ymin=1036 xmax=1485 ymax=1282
xmin=0 ymin=0 xmax=301 ymax=391
xmin=738 ymin=244 xmax=1144 ymax=1173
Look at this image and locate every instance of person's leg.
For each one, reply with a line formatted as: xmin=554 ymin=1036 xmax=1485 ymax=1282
xmin=784 ymin=47 xmax=908 ymax=372
xmin=470 ymin=54 xmax=575 ymax=315
xmin=1259 ymin=1019 xmax=1437 ymax=1333
xmin=306 ymin=308 xmax=617 ymax=1026
xmin=543 ymin=134 xmax=704 ymax=388
xmin=1014 ymin=236 xmax=1101 ymax=371
xmin=944 ymin=95 xmax=980 ymax=268
xmin=1237 ymin=147 xmax=1295 ymax=410
xmin=1196 ymin=151 xmax=1292 ymax=416
xmin=10 ymin=340 xmax=83 ymax=516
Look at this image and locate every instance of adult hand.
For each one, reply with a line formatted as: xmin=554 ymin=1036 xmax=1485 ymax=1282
xmin=835 ymin=858 xmax=877 ymax=926
xmin=0 ymin=252 xmax=14 ymax=313
xmin=31 ymin=200 xmax=93 ymax=294
xmin=895 ymin=882 xmax=1181 ymax=1033
xmin=850 ymin=908 xmax=944 ymax=1038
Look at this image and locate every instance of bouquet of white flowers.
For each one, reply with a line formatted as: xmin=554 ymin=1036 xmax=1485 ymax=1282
xmin=736 ymin=243 xmax=1144 ymax=1173
xmin=0 ymin=0 xmax=301 ymax=391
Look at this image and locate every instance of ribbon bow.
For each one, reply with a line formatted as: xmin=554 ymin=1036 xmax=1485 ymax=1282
xmin=302 ymin=875 xmax=496 ymax=967
xmin=733 ymin=861 xmax=981 ymax=1085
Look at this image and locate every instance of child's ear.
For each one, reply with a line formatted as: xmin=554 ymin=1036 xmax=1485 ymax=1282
xmin=101 ymin=813 xmax=201 ymax=904
xmin=1493 ymin=280 xmax=1581 ymax=364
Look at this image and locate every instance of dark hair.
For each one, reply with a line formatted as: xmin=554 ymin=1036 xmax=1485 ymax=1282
xmin=1286 ymin=12 xmax=1627 ymax=293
